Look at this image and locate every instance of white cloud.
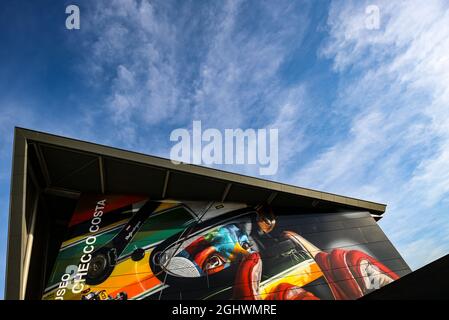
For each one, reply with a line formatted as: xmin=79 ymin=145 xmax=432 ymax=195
xmin=79 ymin=0 xmax=315 ymax=175
xmin=83 ymin=0 xmax=183 ymax=136
xmin=401 ymin=236 xmax=449 ymax=270
xmin=192 ymin=0 xmax=297 ymax=128
xmin=293 ymin=0 xmax=449 ymax=269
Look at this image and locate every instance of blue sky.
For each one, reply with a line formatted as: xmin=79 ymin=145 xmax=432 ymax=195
xmin=1 ymin=0 xmax=449 ymax=298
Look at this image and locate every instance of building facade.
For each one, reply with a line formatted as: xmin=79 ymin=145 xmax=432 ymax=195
xmin=6 ymin=128 xmax=410 ymax=300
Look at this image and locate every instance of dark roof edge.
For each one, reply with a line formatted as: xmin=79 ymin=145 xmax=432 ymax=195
xmin=14 ymin=127 xmax=387 ymax=215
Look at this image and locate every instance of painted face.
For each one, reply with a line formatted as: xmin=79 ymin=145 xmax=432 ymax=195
xmin=178 ymin=224 xmax=255 ymax=275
